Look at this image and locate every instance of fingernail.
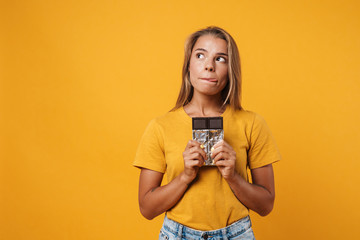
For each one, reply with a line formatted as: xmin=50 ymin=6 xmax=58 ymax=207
xmin=211 ymin=147 xmax=214 ymax=152
xmin=200 ymin=144 xmax=204 ymax=149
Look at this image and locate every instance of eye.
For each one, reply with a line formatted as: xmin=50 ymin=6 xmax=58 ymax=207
xmin=196 ymin=53 xmax=205 ymax=59
xmin=216 ymin=56 xmax=227 ymax=62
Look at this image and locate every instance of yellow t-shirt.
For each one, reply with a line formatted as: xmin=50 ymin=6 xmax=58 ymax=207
xmin=133 ymin=106 xmax=281 ymax=230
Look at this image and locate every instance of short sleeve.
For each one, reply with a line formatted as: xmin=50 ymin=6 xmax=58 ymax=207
xmin=133 ymin=119 xmax=166 ymax=173
xmin=248 ymin=114 xmax=281 ymax=169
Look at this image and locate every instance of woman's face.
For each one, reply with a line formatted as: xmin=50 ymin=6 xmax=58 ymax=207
xmin=189 ymin=35 xmax=229 ymax=98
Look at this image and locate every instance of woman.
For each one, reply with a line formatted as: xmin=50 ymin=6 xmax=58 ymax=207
xmin=134 ymin=26 xmax=281 ymax=240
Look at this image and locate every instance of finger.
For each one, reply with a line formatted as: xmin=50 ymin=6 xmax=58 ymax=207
xmin=213 ymin=140 xmax=225 ymax=149
xmin=183 ymin=152 xmax=201 ymax=163
xmin=214 ymin=157 xmax=234 ymax=167
xmin=190 ymin=146 xmax=207 ymax=160
xmin=189 ymin=152 xmax=206 ymax=163
xmin=214 ymin=159 xmax=225 ymax=167
xmin=189 ymin=145 xmax=203 ymax=153
xmin=193 ymin=159 xmax=205 ymax=167
xmin=186 ymin=140 xmax=201 ymax=149
xmin=213 ymin=152 xmax=228 ymax=164
xmin=186 ymin=158 xmax=204 ymax=168
xmin=211 ymin=145 xmax=229 ymax=159
xmin=211 ymin=145 xmax=221 ymax=157
xmin=212 ymin=142 xmax=235 ymax=159
xmin=213 ymin=140 xmax=234 ymax=151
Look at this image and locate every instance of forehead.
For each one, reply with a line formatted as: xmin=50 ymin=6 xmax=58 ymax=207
xmin=192 ymin=35 xmax=228 ymax=53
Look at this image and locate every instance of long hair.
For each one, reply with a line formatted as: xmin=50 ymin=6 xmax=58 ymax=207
xmin=172 ymin=26 xmax=242 ymax=111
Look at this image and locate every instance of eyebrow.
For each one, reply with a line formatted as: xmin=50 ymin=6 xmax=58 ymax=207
xmin=194 ymin=48 xmax=228 ymax=56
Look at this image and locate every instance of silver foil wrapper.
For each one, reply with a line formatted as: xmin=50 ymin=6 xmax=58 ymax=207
xmin=192 ymin=117 xmax=223 ymax=166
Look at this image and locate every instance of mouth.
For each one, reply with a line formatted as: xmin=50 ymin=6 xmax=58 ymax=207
xmin=200 ymin=78 xmax=218 ymax=82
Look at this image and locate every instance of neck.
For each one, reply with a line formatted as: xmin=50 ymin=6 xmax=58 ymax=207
xmin=184 ymin=92 xmax=226 ymax=117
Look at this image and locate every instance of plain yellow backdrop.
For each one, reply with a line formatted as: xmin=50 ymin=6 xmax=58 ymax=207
xmin=1 ymin=0 xmax=360 ymax=239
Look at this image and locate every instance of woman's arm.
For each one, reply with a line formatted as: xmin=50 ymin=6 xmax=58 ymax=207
xmin=212 ymin=141 xmax=275 ymax=216
xmin=138 ymin=140 xmax=206 ymax=220
xmin=138 ymin=168 xmax=190 ymax=220
xmin=225 ymin=165 xmax=275 ymax=216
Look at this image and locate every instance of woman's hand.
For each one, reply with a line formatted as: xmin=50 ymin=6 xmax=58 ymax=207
xmin=212 ymin=140 xmax=237 ymax=181
xmin=181 ymin=140 xmax=207 ymax=184
xmin=212 ymin=140 xmax=276 ymax=216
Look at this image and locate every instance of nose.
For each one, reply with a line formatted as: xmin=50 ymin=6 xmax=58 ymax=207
xmin=205 ymin=60 xmax=215 ymax=72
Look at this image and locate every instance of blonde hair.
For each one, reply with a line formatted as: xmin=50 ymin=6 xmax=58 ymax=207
xmin=172 ymin=26 xmax=242 ymax=111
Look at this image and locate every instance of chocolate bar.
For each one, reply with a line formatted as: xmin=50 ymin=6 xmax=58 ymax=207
xmin=192 ymin=117 xmax=224 ymax=166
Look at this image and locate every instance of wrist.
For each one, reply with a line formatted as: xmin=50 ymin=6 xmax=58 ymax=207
xmin=225 ymin=171 xmax=241 ymax=185
xmin=179 ymin=172 xmax=194 ymax=186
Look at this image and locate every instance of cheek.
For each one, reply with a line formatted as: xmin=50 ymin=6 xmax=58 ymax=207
xmin=219 ymin=67 xmax=229 ymax=81
xmin=219 ymin=69 xmax=229 ymax=90
xmin=189 ymin=60 xmax=200 ymax=71
xmin=189 ymin=62 xmax=201 ymax=80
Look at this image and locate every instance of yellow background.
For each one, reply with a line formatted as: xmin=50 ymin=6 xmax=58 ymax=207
xmin=1 ymin=0 xmax=359 ymax=239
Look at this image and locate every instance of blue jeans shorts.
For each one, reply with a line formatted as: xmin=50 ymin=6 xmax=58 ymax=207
xmin=159 ymin=215 xmax=255 ymax=240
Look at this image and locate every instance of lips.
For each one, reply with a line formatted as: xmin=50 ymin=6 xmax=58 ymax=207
xmin=200 ymin=78 xmax=217 ymax=82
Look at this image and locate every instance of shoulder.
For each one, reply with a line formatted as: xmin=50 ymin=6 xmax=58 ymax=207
xmin=152 ymin=108 xmax=185 ymax=124
xmin=225 ymin=108 xmax=271 ymax=136
xmin=227 ymin=107 xmax=264 ymax=124
xmin=145 ymin=108 xmax=185 ymax=130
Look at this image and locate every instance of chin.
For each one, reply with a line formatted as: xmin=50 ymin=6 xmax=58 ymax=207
xmin=197 ymin=89 xmax=222 ymax=97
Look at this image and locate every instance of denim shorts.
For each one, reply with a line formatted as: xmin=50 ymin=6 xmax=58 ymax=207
xmin=159 ymin=215 xmax=255 ymax=240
